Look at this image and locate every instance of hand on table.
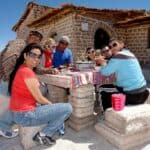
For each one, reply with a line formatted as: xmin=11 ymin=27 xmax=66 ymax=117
xmin=46 ymin=68 xmax=59 ymax=74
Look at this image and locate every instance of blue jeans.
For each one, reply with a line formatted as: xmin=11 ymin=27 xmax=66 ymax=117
xmin=0 ymin=103 xmax=72 ymax=137
xmin=0 ymin=80 xmax=9 ymax=96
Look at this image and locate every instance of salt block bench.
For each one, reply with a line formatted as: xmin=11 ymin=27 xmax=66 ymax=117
xmin=95 ymin=121 xmax=150 ymax=150
xmin=19 ymin=125 xmax=45 ymax=150
xmin=0 ymin=94 xmax=44 ymax=149
xmin=146 ymin=88 xmax=150 ymax=104
xmin=105 ymin=104 xmax=150 ymax=134
xmin=95 ymin=104 xmax=150 ymax=150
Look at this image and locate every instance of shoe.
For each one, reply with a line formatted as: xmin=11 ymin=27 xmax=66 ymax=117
xmin=33 ymin=132 xmax=56 ymax=146
xmin=0 ymin=129 xmax=18 ymax=139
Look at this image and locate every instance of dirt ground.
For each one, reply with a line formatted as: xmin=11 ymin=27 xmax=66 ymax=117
xmin=0 ymin=124 xmax=150 ymax=150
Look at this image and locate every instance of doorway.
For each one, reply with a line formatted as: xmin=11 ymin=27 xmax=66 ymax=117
xmin=94 ymin=28 xmax=110 ymax=49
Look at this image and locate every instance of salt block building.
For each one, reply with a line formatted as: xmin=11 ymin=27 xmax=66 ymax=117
xmin=9 ymin=2 xmax=150 ymax=64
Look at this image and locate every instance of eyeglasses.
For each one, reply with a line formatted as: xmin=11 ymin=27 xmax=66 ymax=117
xmin=44 ymin=45 xmax=56 ymax=49
xmin=59 ymin=41 xmax=68 ymax=45
xmin=87 ymin=50 xmax=95 ymax=54
xmin=28 ymin=51 xmax=42 ymax=59
xmin=109 ymin=43 xmax=117 ymax=49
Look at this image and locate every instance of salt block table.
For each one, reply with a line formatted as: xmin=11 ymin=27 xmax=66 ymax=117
xmin=38 ymin=70 xmax=115 ymax=131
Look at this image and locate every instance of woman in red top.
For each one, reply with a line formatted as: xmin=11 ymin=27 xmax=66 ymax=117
xmin=0 ymin=43 xmax=72 ymax=146
xmin=41 ymin=38 xmax=56 ymax=68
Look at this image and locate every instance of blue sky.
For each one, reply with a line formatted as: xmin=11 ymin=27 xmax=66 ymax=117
xmin=0 ymin=0 xmax=149 ymax=51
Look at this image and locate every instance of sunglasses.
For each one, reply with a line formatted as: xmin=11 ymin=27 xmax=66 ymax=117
xmin=44 ymin=45 xmax=56 ymax=49
xmin=109 ymin=43 xmax=117 ymax=49
xmin=28 ymin=51 xmax=42 ymax=59
xmin=59 ymin=41 xmax=68 ymax=45
xmin=101 ymin=49 xmax=110 ymax=54
xmin=87 ymin=50 xmax=95 ymax=54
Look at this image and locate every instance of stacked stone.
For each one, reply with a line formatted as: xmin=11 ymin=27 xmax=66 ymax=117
xmin=95 ymin=104 xmax=150 ymax=150
xmin=19 ymin=125 xmax=45 ymax=150
xmin=47 ymin=84 xmax=68 ymax=103
xmin=69 ymin=84 xmax=95 ymax=131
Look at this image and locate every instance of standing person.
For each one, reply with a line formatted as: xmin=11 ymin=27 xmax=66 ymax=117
xmin=52 ymin=36 xmax=73 ymax=69
xmin=0 ymin=43 xmax=72 ymax=146
xmin=95 ymin=39 xmax=149 ymax=111
xmin=0 ymin=30 xmax=43 ymax=81
xmin=0 ymin=30 xmax=43 ymax=96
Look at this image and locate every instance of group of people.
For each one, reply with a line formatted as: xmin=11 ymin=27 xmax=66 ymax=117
xmin=0 ymin=30 xmax=149 ymax=147
xmin=0 ymin=31 xmax=73 ymax=146
xmin=85 ymin=39 xmax=149 ymax=111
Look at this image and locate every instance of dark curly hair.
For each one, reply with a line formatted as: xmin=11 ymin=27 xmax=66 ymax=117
xmin=8 ymin=43 xmax=43 ymax=95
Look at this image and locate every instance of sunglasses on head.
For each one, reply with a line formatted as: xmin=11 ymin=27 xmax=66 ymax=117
xmin=101 ymin=49 xmax=110 ymax=54
xmin=44 ymin=45 xmax=56 ymax=49
xmin=28 ymin=51 xmax=42 ymax=59
xmin=109 ymin=43 xmax=117 ymax=49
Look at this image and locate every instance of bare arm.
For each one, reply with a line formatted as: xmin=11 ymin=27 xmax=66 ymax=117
xmin=24 ymin=78 xmax=52 ymax=105
xmin=35 ymin=67 xmax=59 ymax=75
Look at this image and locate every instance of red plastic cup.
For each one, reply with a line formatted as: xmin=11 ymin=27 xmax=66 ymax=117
xmin=111 ymin=93 xmax=126 ymax=111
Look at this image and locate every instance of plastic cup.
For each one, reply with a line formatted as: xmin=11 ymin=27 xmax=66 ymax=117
xmin=111 ymin=93 xmax=126 ymax=111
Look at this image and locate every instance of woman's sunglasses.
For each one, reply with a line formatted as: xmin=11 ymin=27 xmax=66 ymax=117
xmin=109 ymin=43 xmax=117 ymax=49
xmin=87 ymin=50 xmax=95 ymax=54
xmin=28 ymin=51 xmax=42 ymax=59
xmin=44 ymin=45 xmax=56 ymax=49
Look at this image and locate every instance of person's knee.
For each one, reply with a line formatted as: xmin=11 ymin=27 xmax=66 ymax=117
xmin=64 ymin=103 xmax=73 ymax=116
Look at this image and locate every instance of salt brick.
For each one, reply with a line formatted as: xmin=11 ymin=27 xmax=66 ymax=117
xmin=47 ymin=84 xmax=68 ymax=103
xmin=105 ymin=104 xmax=150 ymax=134
xmin=95 ymin=122 xmax=150 ymax=150
xmin=69 ymin=119 xmax=94 ymax=131
xmin=19 ymin=125 xmax=45 ymax=150
xmin=72 ymin=105 xmax=94 ymax=118
xmin=69 ymin=114 xmax=94 ymax=124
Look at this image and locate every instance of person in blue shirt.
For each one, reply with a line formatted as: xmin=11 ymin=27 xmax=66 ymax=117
xmin=95 ymin=39 xmax=149 ymax=111
xmin=52 ymin=36 xmax=73 ymax=69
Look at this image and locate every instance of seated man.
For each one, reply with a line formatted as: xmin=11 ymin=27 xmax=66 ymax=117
xmin=0 ymin=30 xmax=43 ymax=83
xmin=95 ymin=39 xmax=149 ymax=111
xmin=52 ymin=36 xmax=73 ymax=69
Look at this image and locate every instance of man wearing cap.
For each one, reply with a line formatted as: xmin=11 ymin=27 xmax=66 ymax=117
xmin=0 ymin=30 xmax=43 ymax=83
xmin=52 ymin=35 xmax=73 ymax=68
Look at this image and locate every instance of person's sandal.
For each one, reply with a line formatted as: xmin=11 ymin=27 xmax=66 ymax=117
xmin=33 ymin=132 xmax=56 ymax=145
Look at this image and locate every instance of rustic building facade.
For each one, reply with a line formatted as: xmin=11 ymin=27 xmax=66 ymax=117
xmin=12 ymin=2 xmax=150 ymax=64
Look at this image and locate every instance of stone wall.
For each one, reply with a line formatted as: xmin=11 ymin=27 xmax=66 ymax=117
xmin=15 ymin=7 xmax=150 ymax=64
xmin=126 ymin=26 xmax=150 ymax=64
xmin=33 ymin=13 xmax=76 ymax=55
xmin=16 ymin=4 xmax=48 ymax=40
xmin=28 ymin=13 xmax=121 ymax=61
